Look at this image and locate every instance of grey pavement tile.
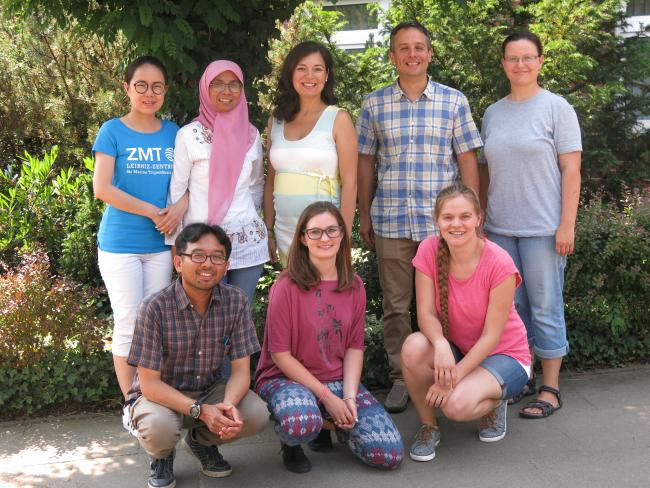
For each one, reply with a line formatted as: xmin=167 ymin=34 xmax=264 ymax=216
xmin=2 ymin=367 xmax=649 ymax=488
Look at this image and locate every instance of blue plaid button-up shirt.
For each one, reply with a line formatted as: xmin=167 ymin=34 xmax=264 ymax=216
xmin=357 ymin=80 xmax=482 ymax=241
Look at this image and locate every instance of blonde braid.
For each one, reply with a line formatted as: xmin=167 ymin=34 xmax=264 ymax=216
xmin=437 ymin=237 xmax=450 ymax=338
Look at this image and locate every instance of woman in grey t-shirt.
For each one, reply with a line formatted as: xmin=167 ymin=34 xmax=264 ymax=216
xmin=478 ymin=32 xmax=582 ymax=419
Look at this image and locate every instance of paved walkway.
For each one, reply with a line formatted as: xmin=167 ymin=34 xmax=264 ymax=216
xmin=2 ymin=366 xmax=649 ymax=488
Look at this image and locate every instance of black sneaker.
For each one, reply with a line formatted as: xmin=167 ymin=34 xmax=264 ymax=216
xmin=281 ymin=443 xmax=312 ymax=473
xmin=149 ymin=450 xmax=175 ymax=488
xmin=307 ymin=429 xmax=333 ymax=452
xmin=182 ymin=430 xmax=233 ymax=478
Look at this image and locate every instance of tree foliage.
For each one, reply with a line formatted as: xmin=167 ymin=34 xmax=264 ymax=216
xmin=2 ymin=0 xmax=302 ymax=128
xmin=0 ymin=12 xmax=129 ymax=170
xmin=386 ymin=0 xmax=650 ymax=193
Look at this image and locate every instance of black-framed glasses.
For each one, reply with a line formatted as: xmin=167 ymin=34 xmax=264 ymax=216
xmin=209 ymin=80 xmax=243 ymax=93
xmin=132 ymin=81 xmax=167 ymax=95
xmin=303 ymin=225 xmax=344 ymax=240
xmin=179 ymin=252 xmax=227 ymax=265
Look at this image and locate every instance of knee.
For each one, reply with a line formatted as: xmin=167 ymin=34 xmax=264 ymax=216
xmin=401 ymin=333 xmax=430 ymax=371
xmin=241 ymin=396 xmax=272 ymax=438
xmin=359 ymin=442 xmax=405 ymax=470
xmin=136 ymin=417 xmax=180 ymax=458
xmin=441 ymin=395 xmax=473 ymax=422
xmin=276 ymin=408 xmax=323 ymax=444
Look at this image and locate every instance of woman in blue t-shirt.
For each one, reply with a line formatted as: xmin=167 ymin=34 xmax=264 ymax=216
xmin=92 ymin=56 xmax=186 ymax=403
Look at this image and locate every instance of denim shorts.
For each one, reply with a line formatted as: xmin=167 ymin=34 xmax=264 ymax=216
xmin=450 ymin=343 xmax=529 ymax=400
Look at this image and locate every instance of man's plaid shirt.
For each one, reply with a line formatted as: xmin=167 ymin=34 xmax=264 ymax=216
xmin=357 ymin=80 xmax=483 ymax=242
xmin=128 ymin=279 xmax=260 ymax=396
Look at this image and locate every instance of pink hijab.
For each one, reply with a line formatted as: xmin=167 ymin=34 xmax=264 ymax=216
xmin=195 ymin=60 xmax=257 ymax=225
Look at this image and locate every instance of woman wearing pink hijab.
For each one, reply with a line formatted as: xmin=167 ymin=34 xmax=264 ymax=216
xmin=167 ymin=60 xmax=269 ymax=304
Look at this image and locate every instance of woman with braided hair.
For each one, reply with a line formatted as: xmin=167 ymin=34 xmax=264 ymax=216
xmin=400 ymin=182 xmax=531 ymax=463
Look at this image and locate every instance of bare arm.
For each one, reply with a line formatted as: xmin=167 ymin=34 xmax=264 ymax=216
xmin=454 ymin=275 xmax=516 ymax=382
xmin=456 ymin=149 xmax=480 ymax=196
xmin=333 ymin=110 xmax=358 ymax=235
xmin=357 ymin=152 xmax=376 ymax=249
xmin=93 ymin=152 xmax=163 ymax=223
xmin=263 ymin=118 xmax=278 ymax=262
xmin=415 ymin=269 xmax=456 ymax=387
xmin=478 ymin=163 xmax=490 ymax=214
xmin=340 ymin=347 xmax=363 ymax=428
xmin=556 ymin=151 xmax=581 ymax=256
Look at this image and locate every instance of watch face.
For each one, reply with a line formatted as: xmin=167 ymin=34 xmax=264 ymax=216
xmin=190 ymin=403 xmax=201 ymax=419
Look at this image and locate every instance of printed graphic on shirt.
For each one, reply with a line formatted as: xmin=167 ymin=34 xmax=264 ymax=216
xmin=314 ymin=287 xmax=343 ymax=365
xmin=124 ymin=146 xmax=174 ymax=175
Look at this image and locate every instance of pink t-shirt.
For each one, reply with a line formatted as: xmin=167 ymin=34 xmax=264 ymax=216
xmin=412 ymin=237 xmax=531 ymax=366
xmin=255 ymin=273 xmax=366 ymax=390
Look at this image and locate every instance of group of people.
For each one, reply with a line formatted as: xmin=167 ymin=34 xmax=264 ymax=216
xmin=92 ymin=20 xmax=581 ymax=488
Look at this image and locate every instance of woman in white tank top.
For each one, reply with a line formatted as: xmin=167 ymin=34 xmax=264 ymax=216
xmin=263 ymin=41 xmax=357 ymax=265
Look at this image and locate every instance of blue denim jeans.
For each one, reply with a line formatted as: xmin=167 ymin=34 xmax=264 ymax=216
xmin=487 ymin=233 xmax=569 ymax=359
xmin=449 ymin=344 xmax=528 ymax=400
xmin=220 ymin=263 xmax=264 ymax=379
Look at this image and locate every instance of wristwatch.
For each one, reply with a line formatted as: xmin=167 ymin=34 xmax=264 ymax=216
xmin=189 ymin=401 xmax=201 ymax=420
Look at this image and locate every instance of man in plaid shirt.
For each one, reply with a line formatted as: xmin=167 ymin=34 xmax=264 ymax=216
xmin=357 ymin=22 xmax=483 ymax=413
xmin=125 ymin=223 xmax=268 ymax=488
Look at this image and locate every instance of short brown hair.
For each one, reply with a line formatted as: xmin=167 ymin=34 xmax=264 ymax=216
xmin=286 ymin=201 xmax=354 ymax=291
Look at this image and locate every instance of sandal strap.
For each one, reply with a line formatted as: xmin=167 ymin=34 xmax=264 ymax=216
xmin=538 ymin=385 xmax=562 ymax=407
xmin=522 ymin=399 xmax=556 ymax=417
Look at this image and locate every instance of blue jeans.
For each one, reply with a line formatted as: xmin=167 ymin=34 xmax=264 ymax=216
xmin=487 ymin=233 xmax=568 ymax=359
xmin=220 ymin=263 xmax=264 ymax=379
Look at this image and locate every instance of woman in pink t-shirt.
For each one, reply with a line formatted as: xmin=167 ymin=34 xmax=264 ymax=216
xmin=255 ymin=201 xmax=403 ymax=473
xmin=402 ymin=183 xmax=531 ymax=462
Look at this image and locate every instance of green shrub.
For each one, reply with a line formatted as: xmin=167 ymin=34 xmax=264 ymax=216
xmin=0 ymin=350 xmax=118 ymax=417
xmin=0 ymin=148 xmax=103 ymax=285
xmin=564 ymin=190 xmax=650 ymax=368
xmin=0 ymin=245 xmax=110 ymax=368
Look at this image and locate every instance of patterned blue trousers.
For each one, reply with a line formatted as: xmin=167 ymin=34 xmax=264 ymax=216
xmin=258 ymin=378 xmax=404 ymax=470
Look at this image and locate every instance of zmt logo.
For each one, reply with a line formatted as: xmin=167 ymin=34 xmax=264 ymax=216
xmin=126 ymin=147 xmax=163 ymax=161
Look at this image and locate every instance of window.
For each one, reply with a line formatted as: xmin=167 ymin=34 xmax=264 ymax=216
xmin=323 ymin=2 xmax=378 ymax=31
xmin=627 ymin=0 xmax=650 ymax=16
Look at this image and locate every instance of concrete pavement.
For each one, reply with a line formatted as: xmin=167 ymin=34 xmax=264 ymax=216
xmin=1 ymin=366 xmax=649 ymax=488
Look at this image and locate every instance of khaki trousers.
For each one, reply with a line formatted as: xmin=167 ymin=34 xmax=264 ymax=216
xmin=375 ymin=236 xmax=420 ymax=381
xmin=130 ymin=381 xmax=270 ymax=459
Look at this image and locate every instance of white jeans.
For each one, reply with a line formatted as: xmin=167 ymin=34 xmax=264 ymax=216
xmin=98 ymin=249 xmax=172 ymax=356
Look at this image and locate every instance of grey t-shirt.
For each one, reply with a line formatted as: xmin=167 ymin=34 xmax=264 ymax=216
xmin=479 ymin=90 xmax=582 ymax=237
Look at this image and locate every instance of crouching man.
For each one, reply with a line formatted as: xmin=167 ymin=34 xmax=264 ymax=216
xmin=125 ymin=223 xmax=269 ymax=488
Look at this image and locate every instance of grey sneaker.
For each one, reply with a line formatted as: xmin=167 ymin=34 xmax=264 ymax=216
xmin=149 ymin=450 xmax=175 ymax=488
xmin=183 ymin=430 xmax=233 ymax=477
xmin=384 ymin=381 xmax=409 ymax=413
xmin=409 ymin=424 xmax=440 ymax=462
xmin=478 ymin=401 xmax=507 ymax=442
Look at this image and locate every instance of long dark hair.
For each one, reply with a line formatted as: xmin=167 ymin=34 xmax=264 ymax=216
xmin=286 ymin=201 xmax=354 ymax=292
xmin=272 ymin=41 xmax=337 ymax=123
xmin=434 ymin=183 xmax=483 ymax=337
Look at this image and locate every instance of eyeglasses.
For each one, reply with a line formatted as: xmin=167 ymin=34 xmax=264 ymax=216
xmin=179 ymin=252 xmax=227 ymax=265
xmin=503 ymin=55 xmax=540 ymax=65
xmin=209 ymin=80 xmax=243 ymax=93
xmin=303 ymin=225 xmax=344 ymax=240
xmin=132 ymin=81 xmax=167 ymax=95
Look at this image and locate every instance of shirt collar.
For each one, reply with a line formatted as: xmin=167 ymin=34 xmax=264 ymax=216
xmin=173 ymin=278 xmax=222 ymax=310
xmin=391 ymin=78 xmax=435 ymax=101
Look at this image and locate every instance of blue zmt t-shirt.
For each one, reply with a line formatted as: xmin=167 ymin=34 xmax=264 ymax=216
xmin=93 ymin=118 xmax=179 ymax=253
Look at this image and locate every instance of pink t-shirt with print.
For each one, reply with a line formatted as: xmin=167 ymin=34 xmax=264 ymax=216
xmin=255 ymin=273 xmax=366 ymax=390
xmin=412 ymin=237 xmax=531 ymax=366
